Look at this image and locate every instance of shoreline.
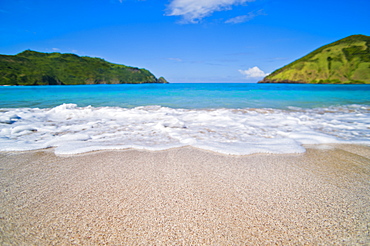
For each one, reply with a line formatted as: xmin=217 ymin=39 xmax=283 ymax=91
xmin=1 ymin=144 xmax=369 ymax=244
xmin=1 ymin=103 xmax=369 ymax=156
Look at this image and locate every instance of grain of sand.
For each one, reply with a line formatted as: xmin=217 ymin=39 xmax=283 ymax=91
xmin=0 ymin=144 xmax=370 ymax=245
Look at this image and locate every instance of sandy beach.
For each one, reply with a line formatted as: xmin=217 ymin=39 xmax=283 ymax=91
xmin=0 ymin=144 xmax=369 ymax=245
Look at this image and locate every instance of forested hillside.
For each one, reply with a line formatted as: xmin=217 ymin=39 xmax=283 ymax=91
xmin=0 ymin=50 xmax=167 ymax=85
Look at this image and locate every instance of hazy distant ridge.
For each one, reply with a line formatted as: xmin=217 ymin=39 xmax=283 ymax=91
xmin=0 ymin=50 xmax=168 ymax=85
xmin=259 ymin=35 xmax=370 ymax=84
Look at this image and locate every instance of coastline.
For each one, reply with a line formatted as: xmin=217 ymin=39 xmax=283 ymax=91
xmin=1 ymin=144 xmax=369 ymax=244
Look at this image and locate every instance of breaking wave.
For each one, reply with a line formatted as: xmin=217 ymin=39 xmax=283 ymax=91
xmin=0 ymin=104 xmax=369 ymax=155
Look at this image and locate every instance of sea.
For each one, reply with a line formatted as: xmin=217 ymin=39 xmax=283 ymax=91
xmin=0 ymin=83 xmax=369 ymax=155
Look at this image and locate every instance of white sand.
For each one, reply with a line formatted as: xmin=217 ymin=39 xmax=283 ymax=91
xmin=0 ymin=144 xmax=369 ymax=245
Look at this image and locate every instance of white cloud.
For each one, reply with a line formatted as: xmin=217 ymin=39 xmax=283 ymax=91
xmin=166 ymin=0 xmax=254 ymax=23
xmin=225 ymin=15 xmax=250 ymax=24
xmin=239 ymin=66 xmax=269 ymax=78
xmin=167 ymin=57 xmax=183 ymax=62
xmin=225 ymin=9 xmax=265 ymax=24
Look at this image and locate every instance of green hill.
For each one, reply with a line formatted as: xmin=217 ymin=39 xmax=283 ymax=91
xmin=0 ymin=50 xmax=168 ymax=85
xmin=259 ymin=35 xmax=370 ymax=84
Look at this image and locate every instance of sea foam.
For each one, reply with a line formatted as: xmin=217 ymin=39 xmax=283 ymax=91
xmin=0 ymin=104 xmax=369 ymax=155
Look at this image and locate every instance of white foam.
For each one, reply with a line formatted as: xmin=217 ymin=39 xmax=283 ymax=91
xmin=0 ymin=104 xmax=369 ymax=155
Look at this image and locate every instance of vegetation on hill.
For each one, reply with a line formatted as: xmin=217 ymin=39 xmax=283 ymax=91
xmin=259 ymin=35 xmax=370 ymax=84
xmin=0 ymin=50 xmax=168 ymax=85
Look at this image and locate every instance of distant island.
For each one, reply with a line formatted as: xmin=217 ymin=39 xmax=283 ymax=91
xmin=0 ymin=50 xmax=168 ymax=85
xmin=259 ymin=34 xmax=370 ymax=84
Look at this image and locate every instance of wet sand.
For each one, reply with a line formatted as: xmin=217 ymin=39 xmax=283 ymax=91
xmin=0 ymin=144 xmax=369 ymax=245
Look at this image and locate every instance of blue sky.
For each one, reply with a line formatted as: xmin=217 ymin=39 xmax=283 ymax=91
xmin=1 ymin=0 xmax=369 ymax=83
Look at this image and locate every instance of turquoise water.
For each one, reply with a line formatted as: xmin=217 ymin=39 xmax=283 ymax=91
xmin=1 ymin=83 xmax=369 ymax=109
xmin=1 ymin=83 xmax=369 ymax=155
